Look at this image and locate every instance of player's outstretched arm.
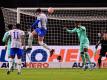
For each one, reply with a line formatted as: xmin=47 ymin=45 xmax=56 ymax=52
xmin=63 ymin=27 xmax=76 ymax=33
xmin=95 ymin=40 xmax=101 ymax=49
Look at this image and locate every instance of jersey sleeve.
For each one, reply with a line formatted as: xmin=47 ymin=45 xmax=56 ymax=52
xmin=2 ymin=32 xmax=9 ymax=42
xmin=66 ymin=28 xmax=77 ymax=33
xmin=21 ymin=31 xmax=25 ymax=35
xmin=79 ymin=26 xmax=86 ymax=31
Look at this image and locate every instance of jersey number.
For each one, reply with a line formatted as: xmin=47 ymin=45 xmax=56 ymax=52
xmin=13 ymin=32 xmax=19 ymax=39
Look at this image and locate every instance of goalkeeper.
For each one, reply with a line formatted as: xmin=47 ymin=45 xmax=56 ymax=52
xmin=64 ymin=21 xmax=93 ymax=70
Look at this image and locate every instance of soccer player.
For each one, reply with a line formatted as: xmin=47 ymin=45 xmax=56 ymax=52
xmin=64 ymin=21 xmax=93 ymax=70
xmin=95 ymin=32 xmax=107 ymax=68
xmin=7 ymin=24 xmax=25 ymax=75
xmin=2 ymin=24 xmax=15 ymax=71
xmin=2 ymin=24 xmax=13 ymax=57
xmin=28 ymin=8 xmax=54 ymax=57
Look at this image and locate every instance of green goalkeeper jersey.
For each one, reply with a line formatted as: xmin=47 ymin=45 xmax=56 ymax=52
xmin=66 ymin=26 xmax=89 ymax=44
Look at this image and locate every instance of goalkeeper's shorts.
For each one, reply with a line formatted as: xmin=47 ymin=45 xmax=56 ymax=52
xmin=80 ymin=42 xmax=89 ymax=52
xmin=35 ymin=28 xmax=47 ymax=37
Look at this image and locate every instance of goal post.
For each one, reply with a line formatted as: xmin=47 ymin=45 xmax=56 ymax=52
xmin=16 ymin=7 xmax=107 ymax=45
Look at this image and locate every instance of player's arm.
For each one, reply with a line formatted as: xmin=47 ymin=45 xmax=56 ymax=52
xmin=95 ymin=40 xmax=101 ymax=49
xmin=79 ymin=26 xmax=86 ymax=31
xmin=32 ymin=19 xmax=40 ymax=29
xmin=2 ymin=32 xmax=8 ymax=43
xmin=2 ymin=32 xmax=10 ymax=50
xmin=64 ymin=27 xmax=76 ymax=33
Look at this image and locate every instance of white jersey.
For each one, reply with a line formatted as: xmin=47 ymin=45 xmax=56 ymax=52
xmin=37 ymin=13 xmax=47 ymax=30
xmin=9 ymin=29 xmax=25 ymax=48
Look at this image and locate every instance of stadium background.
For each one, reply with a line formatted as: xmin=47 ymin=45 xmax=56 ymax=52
xmin=0 ymin=0 xmax=107 ymax=45
xmin=0 ymin=1 xmax=107 ymax=80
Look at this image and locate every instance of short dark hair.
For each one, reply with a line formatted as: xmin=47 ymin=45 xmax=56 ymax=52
xmin=36 ymin=8 xmax=42 ymax=13
xmin=7 ymin=24 xmax=13 ymax=30
xmin=75 ymin=21 xmax=81 ymax=24
xmin=16 ymin=23 xmax=21 ymax=29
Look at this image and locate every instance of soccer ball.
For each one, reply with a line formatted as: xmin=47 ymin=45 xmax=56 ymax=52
xmin=48 ymin=7 xmax=54 ymax=14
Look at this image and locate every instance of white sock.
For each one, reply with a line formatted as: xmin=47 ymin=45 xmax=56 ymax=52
xmin=9 ymin=58 xmax=14 ymax=71
xmin=42 ymin=43 xmax=51 ymax=51
xmin=39 ymin=41 xmax=51 ymax=51
xmin=17 ymin=59 xmax=21 ymax=72
xmin=28 ymin=33 xmax=33 ymax=48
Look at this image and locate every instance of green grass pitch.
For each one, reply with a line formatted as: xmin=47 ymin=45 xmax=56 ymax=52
xmin=0 ymin=68 xmax=107 ymax=80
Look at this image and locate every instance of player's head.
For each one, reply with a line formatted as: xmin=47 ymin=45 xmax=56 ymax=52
xmin=7 ymin=24 xmax=13 ymax=30
xmin=36 ymin=8 xmax=42 ymax=15
xmin=15 ymin=23 xmax=21 ymax=29
xmin=74 ymin=21 xmax=81 ymax=27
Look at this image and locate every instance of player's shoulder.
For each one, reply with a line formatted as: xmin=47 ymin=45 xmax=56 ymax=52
xmin=19 ymin=30 xmax=25 ymax=35
xmin=5 ymin=31 xmax=9 ymax=34
xmin=8 ymin=29 xmax=14 ymax=33
xmin=81 ymin=25 xmax=85 ymax=28
xmin=40 ymin=13 xmax=47 ymax=18
xmin=81 ymin=26 xmax=86 ymax=29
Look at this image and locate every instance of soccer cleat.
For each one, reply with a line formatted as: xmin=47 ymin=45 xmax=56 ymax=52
xmin=82 ymin=65 xmax=88 ymax=71
xmin=17 ymin=72 xmax=21 ymax=75
xmin=7 ymin=71 xmax=10 ymax=75
xmin=50 ymin=49 xmax=55 ymax=57
xmin=89 ymin=64 xmax=94 ymax=71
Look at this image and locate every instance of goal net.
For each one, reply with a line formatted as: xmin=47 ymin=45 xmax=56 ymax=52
xmin=2 ymin=7 xmax=107 ymax=46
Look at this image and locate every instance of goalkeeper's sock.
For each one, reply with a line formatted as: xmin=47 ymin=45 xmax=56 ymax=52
xmin=17 ymin=59 xmax=21 ymax=73
xmin=84 ymin=52 xmax=91 ymax=64
xmin=85 ymin=52 xmax=94 ymax=70
xmin=9 ymin=58 xmax=14 ymax=71
xmin=81 ymin=54 xmax=86 ymax=65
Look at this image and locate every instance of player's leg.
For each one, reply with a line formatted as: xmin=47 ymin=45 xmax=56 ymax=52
xmin=83 ymin=43 xmax=93 ymax=70
xmin=17 ymin=49 xmax=23 ymax=75
xmin=98 ymin=49 xmax=105 ymax=68
xmin=98 ymin=55 xmax=102 ymax=68
xmin=28 ymin=31 xmax=35 ymax=49
xmin=38 ymin=36 xmax=54 ymax=57
xmin=7 ymin=46 xmax=15 ymax=72
xmin=7 ymin=48 xmax=15 ymax=74
xmin=35 ymin=28 xmax=54 ymax=57
xmin=80 ymin=44 xmax=86 ymax=70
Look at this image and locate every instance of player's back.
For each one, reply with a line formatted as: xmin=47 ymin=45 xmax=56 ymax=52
xmin=37 ymin=13 xmax=47 ymax=29
xmin=76 ymin=26 xmax=89 ymax=43
xmin=9 ymin=29 xmax=25 ymax=49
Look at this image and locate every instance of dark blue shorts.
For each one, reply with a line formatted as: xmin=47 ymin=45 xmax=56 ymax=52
xmin=35 ymin=28 xmax=47 ymax=37
xmin=10 ymin=48 xmax=23 ymax=57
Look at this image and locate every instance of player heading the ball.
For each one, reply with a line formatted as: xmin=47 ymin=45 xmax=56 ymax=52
xmin=28 ymin=8 xmax=54 ymax=57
